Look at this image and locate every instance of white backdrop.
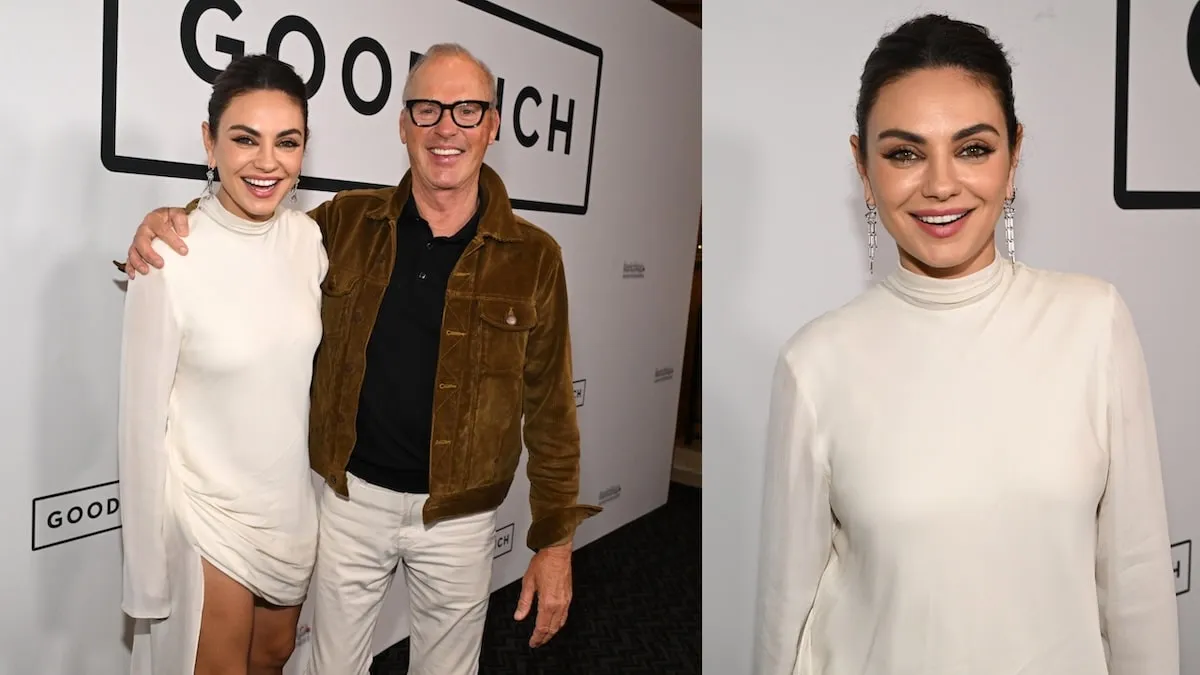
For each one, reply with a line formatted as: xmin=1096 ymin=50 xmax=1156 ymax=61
xmin=0 ymin=1 xmax=700 ymax=673
xmin=705 ymin=0 xmax=1197 ymax=673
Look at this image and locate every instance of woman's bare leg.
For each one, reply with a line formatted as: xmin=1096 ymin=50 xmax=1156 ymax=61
xmin=248 ymin=599 xmax=304 ymax=675
xmin=195 ymin=558 xmax=254 ymax=675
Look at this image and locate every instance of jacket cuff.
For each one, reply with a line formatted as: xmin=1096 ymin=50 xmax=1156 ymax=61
xmin=526 ymin=503 xmax=603 ymax=551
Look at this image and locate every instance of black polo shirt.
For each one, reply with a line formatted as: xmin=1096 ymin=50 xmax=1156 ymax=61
xmin=345 ymin=192 xmax=482 ymax=494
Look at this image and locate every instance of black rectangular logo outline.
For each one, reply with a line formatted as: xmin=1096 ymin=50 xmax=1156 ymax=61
xmin=99 ymin=0 xmax=604 ymax=215
xmin=573 ymin=378 xmax=586 ymax=407
xmin=493 ymin=522 xmax=515 ymax=559
xmin=1173 ymin=539 xmax=1192 ymax=596
xmin=31 ymin=480 xmax=122 ymax=552
xmin=1113 ymin=0 xmax=1200 ymax=209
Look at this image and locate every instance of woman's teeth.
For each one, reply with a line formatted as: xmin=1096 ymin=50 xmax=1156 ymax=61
xmin=916 ymin=212 xmax=967 ymax=225
xmin=244 ymin=178 xmax=279 ymax=188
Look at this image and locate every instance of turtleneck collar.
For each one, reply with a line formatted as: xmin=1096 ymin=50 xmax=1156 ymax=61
xmin=198 ymin=193 xmax=279 ymax=236
xmin=882 ymin=248 xmax=1011 ymax=310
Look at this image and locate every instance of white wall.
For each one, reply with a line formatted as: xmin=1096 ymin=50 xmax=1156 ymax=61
xmin=0 ymin=1 xmax=700 ymax=672
xmin=704 ymin=0 xmax=1198 ymax=672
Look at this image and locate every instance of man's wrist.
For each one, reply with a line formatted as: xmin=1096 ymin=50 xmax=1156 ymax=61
xmin=539 ymin=539 xmax=573 ymax=556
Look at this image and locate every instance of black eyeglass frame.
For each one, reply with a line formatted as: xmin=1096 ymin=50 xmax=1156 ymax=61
xmin=403 ymin=99 xmax=493 ymax=128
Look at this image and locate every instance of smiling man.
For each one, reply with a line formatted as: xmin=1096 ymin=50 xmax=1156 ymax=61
xmin=119 ymin=43 xmax=601 ymax=675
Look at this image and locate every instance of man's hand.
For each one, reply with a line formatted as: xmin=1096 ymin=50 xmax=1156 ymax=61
xmin=514 ymin=541 xmax=573 ymax=647
xmin=117 ymin=207 xmax=192 ymax=279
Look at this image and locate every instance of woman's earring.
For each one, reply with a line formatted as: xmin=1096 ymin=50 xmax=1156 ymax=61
xmin=204 ymin=167 xmax=215 ymax=199
xmin=1003 ymin=189 xmax=1016 ymax=263
xmin=865 ymin=202 xmax=878 ymax=276
xmin=289 ymin=177 xmax=299 ymax=203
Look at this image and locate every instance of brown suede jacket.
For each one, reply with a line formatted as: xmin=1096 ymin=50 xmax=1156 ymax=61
xmin=168 ymin=164 xmax=600 ymax=550
xmin=306 ymin=164 xmax=600 ymax=551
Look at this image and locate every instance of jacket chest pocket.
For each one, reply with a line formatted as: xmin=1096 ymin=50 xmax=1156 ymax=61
xmin=320 ymin=272 xmax=360 ymax=337
xmin=478 ymin=298 xmax=537 ymax=377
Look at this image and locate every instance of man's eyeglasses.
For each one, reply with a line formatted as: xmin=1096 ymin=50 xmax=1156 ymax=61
xmin=404 ymin=99 xmax=492 ymax=128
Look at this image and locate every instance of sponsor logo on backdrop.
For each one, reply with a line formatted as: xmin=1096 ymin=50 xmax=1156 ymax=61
xmin=494 ymin=522 xmax=515 ymax=559
xmin=100 ymin=0 xmax=604 ymax=214
xmin=598 ymin=484 xmax=621 ymax=505
xmin=622 ymin=262 xmax=645 ymax=279
xmin=32 ymin=481 xmax=121 ymax=551
xmin=1173 ymin=539 xmax=1192 ymax=595
xmin=573 ymin=378 xmax=586 ymax=407
xmin=654 ymin=367 xmax=675 ymax=383
xmin=1113 ymin=0 xmax=1200 ymax=209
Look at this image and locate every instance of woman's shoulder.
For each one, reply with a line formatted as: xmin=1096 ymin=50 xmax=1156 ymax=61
xmin=278 ymin=206 xmax=322 ymax=235
xmin=147 ymin=212 xmax=208 ymax=268
xmin=1010 ymin=264 xmax=1139 ymax=348
xmin=775 ymin=286 xmax=886 ymax=369
xmin=1015 ymin=263 xmax=1121 ymax=312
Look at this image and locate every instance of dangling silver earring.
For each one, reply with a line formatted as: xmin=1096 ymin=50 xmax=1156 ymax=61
xmin=203 ymin=167 xmax=216 ymax=200
xmin=1003 ymin=189 xmax=1016 ymax=263
xmin=865 ymin=202 xmax=878 ymax=276
xmin=289 ymin=177 xmax=299 ymax=203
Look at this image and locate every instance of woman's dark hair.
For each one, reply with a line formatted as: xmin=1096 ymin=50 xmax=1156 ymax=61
xmin=854 ymin=14 xmax=1019 ymax=162
xmin=207 ymin=53 xmax=310 ymax=140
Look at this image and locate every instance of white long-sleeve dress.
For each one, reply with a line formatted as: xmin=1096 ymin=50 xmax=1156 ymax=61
xmin=117 ymin=195 xmax=328 ymax=673
xmin=754 ymin=251 xmax=1179 ymax=675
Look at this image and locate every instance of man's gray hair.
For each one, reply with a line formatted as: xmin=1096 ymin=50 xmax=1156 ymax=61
xmin=402 ymin=43 xmax=498 ymax=105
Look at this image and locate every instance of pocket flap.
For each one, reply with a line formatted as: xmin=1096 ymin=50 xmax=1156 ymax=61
xmin=479 ymin=299 xmax=536 ymax=331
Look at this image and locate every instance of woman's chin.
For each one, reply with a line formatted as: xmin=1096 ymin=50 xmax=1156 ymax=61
xmin=906 ymin=240 xmax=995 ymax=277
xmin=228 ymin=192 xmax=283 ymax=221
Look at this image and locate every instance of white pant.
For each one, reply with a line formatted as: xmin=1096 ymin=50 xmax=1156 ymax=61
xmin=304 ymin=472 xmax=497 ymax=675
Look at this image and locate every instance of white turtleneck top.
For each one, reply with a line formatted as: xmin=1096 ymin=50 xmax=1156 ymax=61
xmin=753 ymin=251 xmax=1179 ymax=675
xmin=117 ymin=196 xmax=328 ymax=618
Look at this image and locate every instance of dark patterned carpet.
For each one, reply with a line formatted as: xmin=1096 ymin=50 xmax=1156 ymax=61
xmin=370 ymin=481 xmax=700 ymax=674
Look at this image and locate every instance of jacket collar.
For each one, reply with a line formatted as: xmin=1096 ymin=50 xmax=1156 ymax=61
xmin=365 ymin=162 xmax=524 ymax=242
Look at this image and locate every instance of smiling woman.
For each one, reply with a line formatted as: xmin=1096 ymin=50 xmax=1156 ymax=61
xmin=201 ymin=56 xmax=311 ymax=221
xmin=116 ymin=53 xmax=328 ymax=675
xmin=752 ymin=13 xmax=1180 ymax=675
xmin=848 ymin=17 xmax=1022 ymax=279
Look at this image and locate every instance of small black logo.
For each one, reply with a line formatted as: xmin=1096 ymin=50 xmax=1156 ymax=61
xmin=1172 ymin=539 xmax=1192 ymax=595
xmin=573 ymin=379 xmax=586 ymax=407
xmin=32 ymin=481 xmax=121 ymax=551
xmin=494 ymin=522 xmax=515 ymax=559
